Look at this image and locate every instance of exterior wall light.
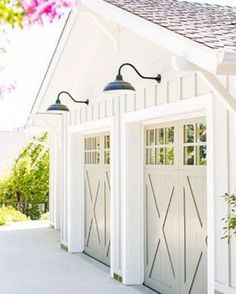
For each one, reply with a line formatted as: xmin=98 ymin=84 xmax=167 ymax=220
xmin=47 ymin=91 xmax=89 ymax=112
xmin=103 ymin=63 xmax=161 ymax=93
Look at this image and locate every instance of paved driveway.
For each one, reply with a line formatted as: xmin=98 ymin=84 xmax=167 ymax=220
xmin=0 ymin=222 xmax=155 ymax=294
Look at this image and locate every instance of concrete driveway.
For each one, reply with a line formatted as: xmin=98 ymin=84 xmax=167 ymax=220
xmin=0 ymin=222 xmax=155 ymax=294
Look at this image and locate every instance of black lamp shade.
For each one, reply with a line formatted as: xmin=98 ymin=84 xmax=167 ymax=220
xmin=104 ymin=74 xmax=135 ymax=92
xmin=47 ymin=99 xmax=69 ymax=112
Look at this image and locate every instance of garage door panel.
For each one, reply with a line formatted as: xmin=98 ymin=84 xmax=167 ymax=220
xmin=180 ymin=173 xmax=207 ymax=294
xmin=145 ymin=171 xmax=179 ymax=294
xmin=103 ymin=169 xmax=111 ymax=263
xmin=84 ymin=133 xmax=110 ymax=266
xmin=144 ymin=119 xmax=207 ymax=294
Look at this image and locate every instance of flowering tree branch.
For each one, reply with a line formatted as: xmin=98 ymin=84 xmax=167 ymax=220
xmin=0 ymin=0 xmax=76 ymax=98
xmin=0 ymin=0 xmax=75 ymax=27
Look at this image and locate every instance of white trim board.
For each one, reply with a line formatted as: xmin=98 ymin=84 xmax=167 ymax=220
xmin=122 ymin=94 xmax=210 ymax=123
xmin=120 ymin=94 xmax=215 ymax=294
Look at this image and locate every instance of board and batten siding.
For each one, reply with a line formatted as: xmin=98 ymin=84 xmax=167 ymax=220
xmin=214 ymin=75 xmax=236 ymax=294
xmin=69 ymin=72 xmax=210 ymax=126
xmin=63 ymin=70 xmax=236 ymax=293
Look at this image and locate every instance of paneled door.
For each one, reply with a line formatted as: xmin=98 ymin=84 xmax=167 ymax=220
xmin=144 ymin=119 xmax=207 ymax=294
xmin=84 ymin=133 xmax=110 ymax=266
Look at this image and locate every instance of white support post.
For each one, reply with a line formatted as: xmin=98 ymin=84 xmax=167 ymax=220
xmin=61 ymin=113 xmax=70 ymax=248
xmin=110 ymin=113 xmax=121 ymax=277
xmin=49 ymin=133 xmax=55 ymax=227
xmin=68 ymin=132 xmax=85 ymax=253
xmin=121 ymin=121 xmax=144 ymax=285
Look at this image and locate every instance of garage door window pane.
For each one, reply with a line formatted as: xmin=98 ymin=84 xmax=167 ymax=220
xmin=104 ymin=135 xmax=110 ymax=149
xmin=85 ymin=136 xmax=101 ymax=164
xmin=184 ymin=146 xmax=194 ymax=165
xmin=166 ymin=127 xmax=174 ymax=144
xmin=146 ymin=130 xmax=155 ymax=146
xmin=104 ymin=151 xmax=110 ymax=165
xmin=145 ymin=127 xmax=174 ymax=166
xmin=197 ymin=145 xmax=207 ymax=165
xmin=166 ymin=147 xmax=174 ymax=165
xmin=157 ymin=128 xmax=164 ymax=144
xmin=197 ymin=123 xmax=207 ymax=142
xmin=156 ymin=148 xmax=164 ymax=165
xmin=146 ymin=148 xmax=155 ymax=165
xmin=184 ymin=124 xmax=194 ymax=143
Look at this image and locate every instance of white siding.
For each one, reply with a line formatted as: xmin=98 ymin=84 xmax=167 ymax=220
xmin=72 ymin=72 xmax=211 ymax=126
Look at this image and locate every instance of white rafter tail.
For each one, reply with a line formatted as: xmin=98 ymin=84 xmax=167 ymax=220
xmin=216 ymin=51 xmax=236 ymax=75
xmin=173 ymin=56 xmax=236 ymax=115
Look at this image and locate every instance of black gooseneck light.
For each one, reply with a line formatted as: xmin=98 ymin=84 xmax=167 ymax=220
xmin=103 ymin=63 xmax=161 ymax=93
xmin=47 ymin=91 xmax=89 ymax=112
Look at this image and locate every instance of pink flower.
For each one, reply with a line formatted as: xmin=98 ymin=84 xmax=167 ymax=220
xmin=21 ymin=0 xmax=76 ymax=25
xmin=0 ymin=82 xmax=17 ymax=99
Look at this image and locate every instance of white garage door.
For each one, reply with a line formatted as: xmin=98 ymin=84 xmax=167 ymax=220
xmin=144 ymin=118 xmax=207 ymax=294
xmin=84 ymin=133 xmax=110 ymax=266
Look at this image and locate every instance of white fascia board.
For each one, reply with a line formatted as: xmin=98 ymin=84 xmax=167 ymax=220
xmin=81 ymin=0 xmax=236 ymax=74
xmin=30 ymin=8 xmax=79 ymax=115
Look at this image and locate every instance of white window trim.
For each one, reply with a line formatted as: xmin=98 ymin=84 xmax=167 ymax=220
xmin=120 ymin=94 xmax=215 ymax=294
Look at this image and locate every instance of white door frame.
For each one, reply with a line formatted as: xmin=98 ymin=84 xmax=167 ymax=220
xmin=120 ymin=94 xmax=215 ymax=294
xmin=68 ymin=117 xmax=120 ymax=278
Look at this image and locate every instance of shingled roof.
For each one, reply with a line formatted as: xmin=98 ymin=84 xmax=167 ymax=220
xmin=103 ymin=0 xmax=236 ymax=52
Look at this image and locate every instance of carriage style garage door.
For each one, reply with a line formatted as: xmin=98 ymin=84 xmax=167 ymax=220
xmin=144 ymin=118 xmax=207 ymax=294
xmin=84 ymin=133 xmax=110 ymax=266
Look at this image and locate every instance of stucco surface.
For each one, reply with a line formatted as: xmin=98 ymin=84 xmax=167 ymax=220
xmin=0 ymin=223 xmax=155 ymax=294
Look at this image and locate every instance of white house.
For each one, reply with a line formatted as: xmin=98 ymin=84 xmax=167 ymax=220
xmin=29 ymin=1 xmax=236 ymax=293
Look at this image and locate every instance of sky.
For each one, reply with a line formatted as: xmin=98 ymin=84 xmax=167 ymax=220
xmin=0 ymin=19 xmax=65 ymax=131
xmin=0 ymin=0 xmax=235 ymax=131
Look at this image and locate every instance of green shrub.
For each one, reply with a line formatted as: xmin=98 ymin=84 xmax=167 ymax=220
xmin=0 ymin=133 xmax=49 ymax=220
xmin=3 ymin=206 xmax=28 ymax=222
xmin=0 ymin=206 xmax=28 ymax=225
xmin=222 ymin=193 xmax=236 ymax=241
xmin=0 ymin=210 xmax=6 ymax=225
xmin=40 ymin=212 xmax=49 ymax=220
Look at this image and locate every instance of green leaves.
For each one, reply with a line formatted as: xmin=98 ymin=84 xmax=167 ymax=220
xmin=0 ymin=205 xmax=28 ymax=225
xmin=0 ymin=0 xmax=24 ymax=27
xmin=222 ymin=192 xmax=236 ymax=241
xmin=0 ymin=132 xmax=49 ymax=219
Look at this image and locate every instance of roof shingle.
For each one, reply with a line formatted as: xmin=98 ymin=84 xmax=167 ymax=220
xmin=103 ymin=0 xmax=236 ymax=52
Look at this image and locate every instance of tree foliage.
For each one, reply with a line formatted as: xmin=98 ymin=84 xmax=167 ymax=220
xmin=0 ymin=0 xmax=75 ymax=27
xmin=0 ymin=132 xmax=49 ymax=219
xmin=222 ymin=193 xmax=236 ymax=241
xmin=0 ymin=0 xmax=24 ymax=27
xmin=0 ymin=0 xmax=75 ymax=97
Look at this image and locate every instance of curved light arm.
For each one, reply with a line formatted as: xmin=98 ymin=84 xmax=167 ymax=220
xmin=118 ymin=63 xmax=161 ymax=83
xmin=57 ymin=91 xmax=89 ymax=105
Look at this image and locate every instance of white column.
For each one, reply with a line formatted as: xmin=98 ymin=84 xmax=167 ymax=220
xmin=61 ymin=113 xmax=70 ymax=247
xmin=121 ymin=121 xmax=144 ymax=284
xmin=68 ymin=132 xmax=85 ymax=253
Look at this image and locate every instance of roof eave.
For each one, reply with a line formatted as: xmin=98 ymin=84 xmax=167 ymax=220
xmin=81 ymin=0 xmax=236 ymax=75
